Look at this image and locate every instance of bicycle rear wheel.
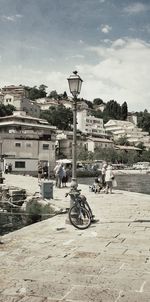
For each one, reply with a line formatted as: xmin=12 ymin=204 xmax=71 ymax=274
xmin=68 ymin=205 xmax=91 ymax=230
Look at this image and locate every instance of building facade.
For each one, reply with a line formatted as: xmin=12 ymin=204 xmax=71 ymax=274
xmin=86 ymin=137 xmax=114 ymax=153
xmin=0 ymin=111 xmax=57 ymax=174
xmin=77 ymin=109 xmax=106 ymax=136
xmin=105 ymin=119 xmax=150 ymax=149
xmin=36 ymin=97 xmax=88 ymax=111
xmin=56 ymin=130 xmax=86 ymax=159
xmin=0 ymin=85 xmax=40 ymax=118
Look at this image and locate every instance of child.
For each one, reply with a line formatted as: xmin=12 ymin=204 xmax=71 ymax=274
xmin=91 ymin=178 xmax=103 ymax=194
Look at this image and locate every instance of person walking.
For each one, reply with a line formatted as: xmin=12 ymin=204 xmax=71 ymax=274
xmin=105 ymin=163 xmax=114 ymax=194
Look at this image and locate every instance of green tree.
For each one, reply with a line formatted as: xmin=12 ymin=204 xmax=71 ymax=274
xmin=0 ymin=104 xmax=16 ymax=117
xmin=93 ymin=98 xmax=103 ymax=106
xmin=48 ymin=90 xmax=58 ymax=99
xmin=40 ymin=105 xmax=73 ymax=130
xmin=77 ymin=147 xmax=94 ymax=161
xmin=140 ymin=150 xmax=150 ymax=161
xmin=63 ymin=91 xmax=68 ymax=99
xmin=121 ymin=102 xmax=128 ymax=120
xmin=116 ymin=135 xmax=130 ymax=146
xmin=137 ymin=110 xmax=150 ymax=134
xmin=39 ymin=84 xmax=47 ymax=94
xmin=103 ymin=100 xmax=121 ymax=120
xmin=25 ymin=85 xmax=47 ymax=100
xmin=83 ymin=99 xmax=93 ymax=109
xmin=91 ymin=109 xmax=103 ymax=119
xmin=136 ymin=142 xmax=146 ymax=151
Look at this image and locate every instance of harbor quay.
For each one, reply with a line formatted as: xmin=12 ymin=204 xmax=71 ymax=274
xmin=0 ymin=174 xmax=150 ymax=301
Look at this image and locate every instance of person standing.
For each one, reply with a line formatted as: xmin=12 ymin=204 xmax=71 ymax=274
xmin=101 ymin=162 xmax=107 ymax=188
xmin=61 ymin=165 xmax=67 ymax=187
xmin=38 ymin=161 xmax=43 ymax=182
xmin=8 ymin=163 xmax=12 ymax=173
xmin=5 ymin=163 xmax=9 ymax=174
xmin=43 ymin=163 xmax=48 ymax=180
xmin=105 ymin=164 xmax=114 ymax=194
xmin=54 ymin=162 xmax=64 ymax=188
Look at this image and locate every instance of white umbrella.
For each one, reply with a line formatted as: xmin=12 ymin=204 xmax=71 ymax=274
xmin=56 ymin=159 xmax=72 ymax=164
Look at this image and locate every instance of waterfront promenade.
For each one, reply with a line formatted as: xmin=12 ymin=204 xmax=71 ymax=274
xmin=0 ymin=174 xmax=150 ymax=301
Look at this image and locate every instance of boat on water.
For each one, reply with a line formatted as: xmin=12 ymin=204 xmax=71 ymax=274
xmin=133 ymin=162 xmax=150 ymax=170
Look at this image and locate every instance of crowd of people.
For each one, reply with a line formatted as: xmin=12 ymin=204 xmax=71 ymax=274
xmin=53 ymin=160 xmax=117 ymax=193
xmin=90 ymin=162 xmax=117 ymax=194
xmin=53 ymin=162 xmax=71 ymax=188
xmin=37 ymin=159 xmax=117 ymax=194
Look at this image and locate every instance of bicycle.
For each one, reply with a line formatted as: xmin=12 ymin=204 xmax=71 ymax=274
xmin=66 ymin=189 xmax=95 ymax=230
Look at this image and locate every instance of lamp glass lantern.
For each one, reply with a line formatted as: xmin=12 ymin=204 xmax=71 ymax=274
xmin=67 ymin=72 xmax=83 ymax=97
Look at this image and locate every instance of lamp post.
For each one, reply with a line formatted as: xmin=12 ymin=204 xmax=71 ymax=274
xmin=67 ymin=71 xmax=83 ymax=190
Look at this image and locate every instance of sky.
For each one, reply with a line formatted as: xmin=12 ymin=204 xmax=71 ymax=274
xmin=0 ymin=0 xmax=150 ymax=111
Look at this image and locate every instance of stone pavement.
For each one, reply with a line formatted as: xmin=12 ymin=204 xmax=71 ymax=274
xmin=0 ymin=174 xmax=150 ymax=301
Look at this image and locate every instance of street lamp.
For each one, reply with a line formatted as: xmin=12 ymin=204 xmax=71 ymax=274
xmin=67 ymin=71 xmax=83 ymax=190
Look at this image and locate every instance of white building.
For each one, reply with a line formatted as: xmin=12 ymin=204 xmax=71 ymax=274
xmin=77 ymin=110 xmax=106 ymax=136
xmin=0 ymin=85 xmax=40 ymax=118
xmin=0 ymin=111 xmax=57 ymax=174
xmin=86 ymin=137 xmax=114 ymax=153
xmin=127 ymin=112 xmax=137 ymax=125
xmin=36 ymin=97 xmax=88 ymax=111
xmin=105 ymin=119 xmax=150 ymax=149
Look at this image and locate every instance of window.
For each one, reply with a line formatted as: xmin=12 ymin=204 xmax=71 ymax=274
xmin=26 ymin=143 xmax=31 ymax=147
xmin=15 ymin=161 xmax=25 ymax=168
xmin=43 ymin=144 xmax=49 ymax=150
xmin=15 ymin=143 xmax=21 ymax=147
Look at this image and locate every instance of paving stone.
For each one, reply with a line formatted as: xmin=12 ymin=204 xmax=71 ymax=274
xmin=0 ymin=295 xmax=21 ymax=302
xmin=118 ymin=291 xmax=150 ymax=302
xmin=65 ymin=285 xmax=119 ymax=301
xmin=2 ymin=280 xmax=71 ymax=300
xmin=19 ymin=296 xmax=47 ymax=302
xmin=1 ymin=175 xmax=150 ymax=301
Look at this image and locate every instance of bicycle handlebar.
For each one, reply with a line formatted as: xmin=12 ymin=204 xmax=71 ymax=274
xmin=65 ymin=189 xmax=81 ymax=198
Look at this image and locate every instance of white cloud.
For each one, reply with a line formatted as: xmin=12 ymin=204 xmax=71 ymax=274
xmin=0 ymin=67 xmax=68 ymax=95
xmin=101 ymin=24 xmax=112 ymax=34
xmin=1 ymin=14 xmax=23 ymax=22
xmin=76 ymin=39 xmax=150 ymax=111
xmin=49 ymin=57 xmax=55 ymax=63
xmin=112 ymin=39 xmax=126 ymax=48
xmin=1 ymin=38 xmax=150 ymax=112
xmin=71 ymin=54 xmax=85 ymax=59
xmin=15 ymin=14 xmax=23 ymax=18
xmin=123 ymin=3 xmax=148 ymax=14
xmin=79 ymin=40 xmax=84 ymax=44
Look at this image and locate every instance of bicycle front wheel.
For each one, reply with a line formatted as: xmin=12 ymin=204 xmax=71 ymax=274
xmin=68 ymin=205 xmax=91 ymax=230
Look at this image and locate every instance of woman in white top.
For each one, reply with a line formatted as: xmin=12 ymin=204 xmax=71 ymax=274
xmin=105 ymin=164 xmax=114 ymax=194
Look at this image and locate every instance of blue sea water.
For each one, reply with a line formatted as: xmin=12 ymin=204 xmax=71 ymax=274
xmin=78 ymin=174 xmax=150 ymax=195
